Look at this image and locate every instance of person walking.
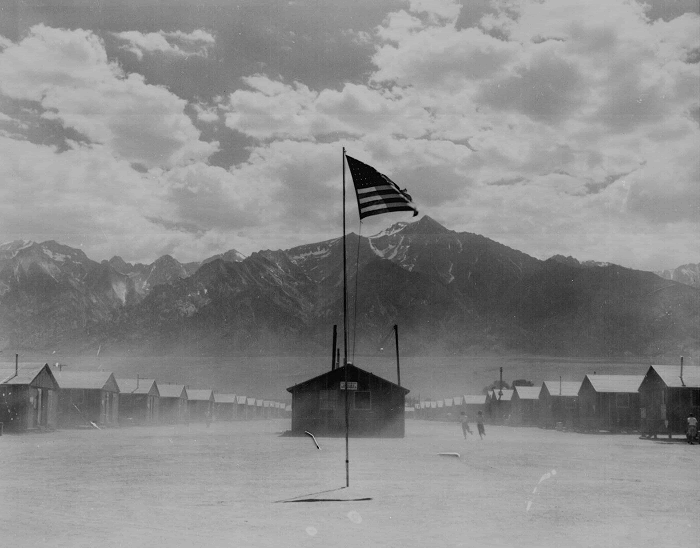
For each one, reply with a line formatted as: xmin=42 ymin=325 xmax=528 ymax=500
xmin=687 ymin=413 xmax=698 ymax=445
xmin=476 ymin=411 xmax=486 ymax=440
xmin=460 ymin=412 xmax=473 ymax=439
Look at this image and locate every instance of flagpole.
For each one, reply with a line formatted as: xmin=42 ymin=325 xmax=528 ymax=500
xmin=394 ymin=324 xmax=401 ymax=387
xmin=342 ymin=146 xmax=350 ymax=488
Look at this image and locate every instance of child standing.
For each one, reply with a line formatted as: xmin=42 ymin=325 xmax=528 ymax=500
xmin=477 ymin=411 xmax=486 ymax=440
xmin=460 ymin=412 xmax=473 ymax=439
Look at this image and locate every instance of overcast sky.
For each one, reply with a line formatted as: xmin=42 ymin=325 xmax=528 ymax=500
xmin=0 ymin=0 xmax=698 ymax=271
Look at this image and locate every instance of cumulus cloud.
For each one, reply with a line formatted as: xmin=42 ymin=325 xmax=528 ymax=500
xmin=193 ymin=104 xmax=219 ymax=123
xmin=113 ymin=31 xmax=181 ymax=60
xmin=159 ymin=162 xmax=262 ymax=231
xmin=113 ymin=29 xmax=215 ymax=60
xmin=407 ymin=0 xmax=462 ymax=23
xmin=0 ymin=26 xmax=267 ymax=263
xmin=216 ymin=0 xmax=699 ymax=269
xmin=0 ymin=136 xmax=174 ymax=259
xmin=224 ymin=76 xmax=432 ymax=141
xmin=1 ymin=2 xmax=698 ymax=271
xmin=161 ymin=29 xmax=215 ymax=44
xmin=0 ymin=131 xmax=270 ymax=263
xmin=0 ymin=25 xmax=217 ymax=169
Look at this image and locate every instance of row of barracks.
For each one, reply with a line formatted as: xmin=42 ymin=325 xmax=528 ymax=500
xmin=411 ymin=364 xmax=700 ymax=436
xmin=5 ymin=358 xmax=695 ymax=439
xmin=411 ymin=395 xmax=487 ymax=421
xmin=0 ymin=361 xmax=290 ymax=434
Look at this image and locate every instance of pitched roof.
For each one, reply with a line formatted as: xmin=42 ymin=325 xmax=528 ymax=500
xmin=286 ymin=363 xmax=409 ymax=395
xmin=491 ymin=388 xmax=514 ymax=401
xmin=0 ymin=363 xmax=53 ymax=386
xmin=158 ymin=384 xmax=187 ymax=399
xmin=186 ymin=388 xmax=213 ymax=401
xmin=463 ymin=395 xmax=487 ymax=405
xmin=214 ymin=393 xmax=237 ymax=404
xmin=649 ymin=365 xmax=700 ymax=388
xmin=54 ymin=371 xmax=118 ymax=391
xmin=584 ymin=375 xmax=644 ymax=393
xmin=514 ymin=386 xmax=542 ymax=400
xmin=117 ymin=378 xmax=158 ymax=396
xmin=543 ymin=381 xmax=582 ymax=397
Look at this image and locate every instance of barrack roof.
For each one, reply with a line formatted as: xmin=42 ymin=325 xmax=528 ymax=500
xmin=0 ymin=363 xmax=52 ymax=385
xmin=543 ymin=381 xmax=582 ymax=397
xmin=186 ymin=388 xmax=213 ymax=401
xmin=514 ymin=386 xmax=542 ymax=400
xmin=214 ymin=393 xmax=237 ymax=404
xmin=158 ymin=384 xmax=187 ymax=398
xmin=648 ymin=365 xmax=700 ymax=388
xmin=490 ymin=388 xmax=514 ymax=401
xmin=584 ymin=375 xmax=644 ymax=393
xmin=54 ymin=371 xmax=118 ymax=391
xmin=286 ymin=363 xmax=409 ymax=394
xmin=117 ymin=378 xmax=158 ymax=396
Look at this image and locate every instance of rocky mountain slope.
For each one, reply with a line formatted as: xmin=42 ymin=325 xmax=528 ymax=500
xmin=656 ymin=263 xmax=700 ymax=288
xmin=0 ymin=218 xmax=698 ymax=357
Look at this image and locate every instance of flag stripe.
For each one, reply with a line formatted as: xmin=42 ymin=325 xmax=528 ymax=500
xmin=359 ymin=205 xmax=417 ymax=219
xmin=346 ymin=155 xmax=418 ymax=220
xmin=362 ymin=203 xmax=417 ymax=214
xmin=356 ymin=185 xmax=395 ymax=195
xmin=359 ymin=196 xmax=414 ymax=207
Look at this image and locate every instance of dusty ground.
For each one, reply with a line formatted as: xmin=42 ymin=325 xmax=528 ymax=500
xmin=1 ymin=420 xmax=697 ymax=548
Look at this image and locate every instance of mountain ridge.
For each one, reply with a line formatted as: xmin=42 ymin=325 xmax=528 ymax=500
xmin=1 ymin=218 xmax=698 ymax=357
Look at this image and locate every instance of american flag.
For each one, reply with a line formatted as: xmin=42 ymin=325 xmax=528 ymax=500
xmin=346 ymin=155 xmax=419 ymax=220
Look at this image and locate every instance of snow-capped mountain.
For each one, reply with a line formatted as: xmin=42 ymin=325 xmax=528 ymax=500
xmin=656 ymin=263 xmax=700 ymax=288
xmin=202 ymin=249 xmax=246 ymax=266
xmin=108 ymin=254 xmax=202 ymax=297
xmin=0 ymin=218 xmax=698 ymax=357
